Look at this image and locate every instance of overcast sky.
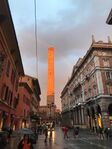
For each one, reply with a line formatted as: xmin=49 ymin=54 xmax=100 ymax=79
xmin=8 ymin=0 xmax=112 ymax=110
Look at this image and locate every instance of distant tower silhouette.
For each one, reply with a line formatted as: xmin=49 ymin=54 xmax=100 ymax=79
xmin=47 ymin=47 xmax=55 ymax=105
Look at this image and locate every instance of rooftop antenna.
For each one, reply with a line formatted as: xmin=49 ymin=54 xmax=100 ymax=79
xmin=92 ymin=35 xmax=95 ymax=43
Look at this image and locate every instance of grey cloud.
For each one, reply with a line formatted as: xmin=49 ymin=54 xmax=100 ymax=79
xmin=18 ymin=10 xmax=112 ymax=66
xmin=16 ymin=0 xmax=112 ymax=109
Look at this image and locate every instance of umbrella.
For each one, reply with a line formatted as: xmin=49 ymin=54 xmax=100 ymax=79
xmin=18 ymin=128 xmax=34 ymax=134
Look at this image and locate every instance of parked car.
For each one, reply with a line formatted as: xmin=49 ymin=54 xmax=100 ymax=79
xmin=0 ymin=131 xmax=8 ymax=148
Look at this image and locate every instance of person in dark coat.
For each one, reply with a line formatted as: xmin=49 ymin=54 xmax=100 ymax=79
xmin=0 ymin=132 xmax=7 ymax=149
xmin=43 ymin=125 xmax=48 ymax=142
xmin=104 ymin=127 xmax=108 ymax=140
xmin=73 ymin=127 xmax=79 ymax=138
xmin=17 ymin=134 xmax=34 ymax=149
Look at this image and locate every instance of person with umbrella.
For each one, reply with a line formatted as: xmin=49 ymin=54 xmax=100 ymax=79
xmin=17 ymin=134 xmax=34 ymax=149
xmin=62 ymin=126 xmax=68 ymax=139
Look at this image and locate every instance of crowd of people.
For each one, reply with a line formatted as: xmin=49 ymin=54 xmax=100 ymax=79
xmin=1 ymin=122 xmax=112 ymax=149
xmin=17 ymin=121 xmax=55 ymax=149
xmin=62 ymin=126 xmax=79 ymax=139
xmin=95 ymin=126 xmax=112 ymax=140
xmin=0 ymin=126 xmax=13 ymax=149
xmin=61 ymin=125 xmax=112 ymax=141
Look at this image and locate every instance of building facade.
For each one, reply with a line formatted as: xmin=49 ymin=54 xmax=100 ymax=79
xmin=38 ymin=104 xmax=57 ymax=123
xmin=18 ymin=75 xmax=41 ymax=128
xmin=0 ymin=0 xmax=24 ymax=130
xmin=38 ymin=106 xmax=49 ymax=123
xmin=16 ymin=80 xmax=32 ymax=129
xmin=61 ymin=37 xmax=112 ymax=129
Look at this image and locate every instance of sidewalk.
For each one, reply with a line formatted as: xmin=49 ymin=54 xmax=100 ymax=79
xmin=68 ymin=128 xmax=112 ymax=148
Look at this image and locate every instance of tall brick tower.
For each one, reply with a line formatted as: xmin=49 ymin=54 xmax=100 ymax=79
xmin=47 ymin=47 xmax=55 ymax=105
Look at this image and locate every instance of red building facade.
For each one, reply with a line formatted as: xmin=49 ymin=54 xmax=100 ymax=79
xmin=0 ymin=0 xmax=24 ymax=130
xmin=16 ymin=80 xmax=32 ymax=129
xmin=16 ymin=75 xmax=41 ymax=129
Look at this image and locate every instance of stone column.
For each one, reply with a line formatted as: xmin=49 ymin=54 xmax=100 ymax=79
xmin=79 ymin=107 xmax=81 ymax=125
xmin=81 ymin=106 xmax=85 ymax=125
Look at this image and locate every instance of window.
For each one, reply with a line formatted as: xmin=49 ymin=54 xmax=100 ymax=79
xmin=7 ymin=90 xmax=11 ymax=104
xmin=84 ymin=91 xmax=87 ymax=96
xmin=88 ymin=88 xmax=91 ymax=97
xmin=11 ymin=69 xmax=16 ymax=84
xmin=27 ymin=111 xmax=29 ymax=117
xmin=13 ymin=96 xmax=19 ymax=108
xmin=0 ymin=84 xmax=6 ymax=100
xmin=4 ymin=86 xmax=9 ymax=101
xmin=103 ymin=58 xmax=110 ymax=67
xmin=15 ymin=79 xmax=18 ymax=91
xmin=6 ymin=60 xmax=10 ymax=77
xmin=23 ymin=95 xmax=26 ymax=103
xmin=105 ymin=71 xmax=112 ymax=80
xmin=107 ymin=85 xmax=112 ymax=95
xmin=24 ymin=109 xmax=26 ymax=117
xmin=9 ymin=92 xmax=13 ymax=106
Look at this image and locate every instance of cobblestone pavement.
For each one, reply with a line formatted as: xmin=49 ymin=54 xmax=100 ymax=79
xmin=4 ymin=127 xmax=112 ymax=149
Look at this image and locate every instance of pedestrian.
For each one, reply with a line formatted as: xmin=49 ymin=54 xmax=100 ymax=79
xmin=104 ymin=127 xmax=111 ymax=140
xmin=52 ymin=121 xmax=55 ymax=129
xmin=6 ymin=127 xmax=12 ymax=143
xmin=73 ymin=127 xmax=79 ymax=138
xmin=98 ymin=127 xmax=104 ymax=140
xmin=49 ymin=127 xmax=52 ymax=141
xmin=63 ymin=126 xmax=68 ymax=139
xmin=17 ymin=134 xmax=34 ymax=149
xmin=0 ymin=132 xmax=7 ymax=149
xmin=44 ymin=125 xmax=48 ymax=142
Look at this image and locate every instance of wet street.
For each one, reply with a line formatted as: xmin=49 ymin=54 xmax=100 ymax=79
xmin=5 ymin=127 xmax=112 ymax=149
